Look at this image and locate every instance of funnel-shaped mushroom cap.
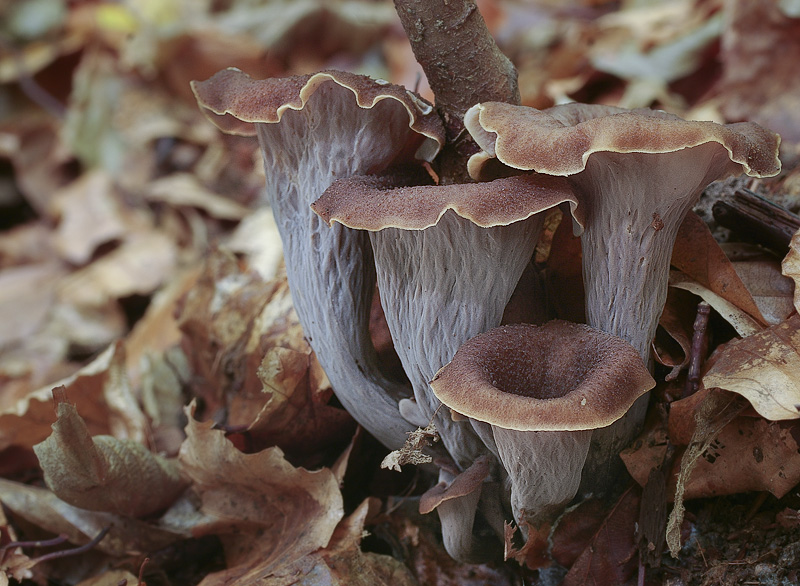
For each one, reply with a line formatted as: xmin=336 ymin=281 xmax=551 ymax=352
xmin=430 ymin=321 xmax=654 ymax=528
xmin=465 ymin=102 xmax=781 ymax=180
xmin=430 ymin=321 xmax=655 ymax=432
xmin=313 ymin=171 xmax=584 ymax=232
xmin=192 ymin=68 xmax=445 ymax=162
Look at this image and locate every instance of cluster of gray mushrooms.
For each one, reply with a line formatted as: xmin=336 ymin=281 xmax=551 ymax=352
xmin=192 ymin=69 xmax=781 ymax=563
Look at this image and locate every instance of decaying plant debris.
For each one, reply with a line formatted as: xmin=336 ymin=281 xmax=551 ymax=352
xmin=1 ymin=1 xmax=800 ymax=585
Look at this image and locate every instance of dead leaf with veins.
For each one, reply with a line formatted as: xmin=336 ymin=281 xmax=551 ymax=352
xmin=178 ymin=402 xmax=344 ymax=586
xmin=33 ymin=388 xmax=188 ymax=518
xmin=0 ymin=341 xmax=146 ymax=452
xmin=703 ymin=314 xmax=800 ymax=420
xmin=781 ymin=227 xmax=800 ymax=313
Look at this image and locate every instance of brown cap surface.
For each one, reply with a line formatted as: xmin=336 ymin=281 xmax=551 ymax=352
xmin=312 ymin=172 xmax=584 ymax=232
xmin=465 ymin=102 xmax=781 ymax=180
xmin=191 ymin=68 xmax=445 ymax=161
xmin=429 ymin=321 xmax=655 ymax=432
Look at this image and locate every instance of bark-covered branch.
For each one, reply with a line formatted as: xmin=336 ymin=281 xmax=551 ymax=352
xmin=393 ymin=0 xmax=520 ymax=182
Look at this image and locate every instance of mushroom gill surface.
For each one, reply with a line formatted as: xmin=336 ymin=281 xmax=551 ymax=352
xmin=192 ymin=69 xmax=445 ymax=450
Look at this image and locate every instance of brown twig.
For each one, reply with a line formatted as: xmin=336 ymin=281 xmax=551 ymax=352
xmin=392 ymin=0 xmax=520 ymax=183
xmin=683 ymin=301 xmax=711 ymax=399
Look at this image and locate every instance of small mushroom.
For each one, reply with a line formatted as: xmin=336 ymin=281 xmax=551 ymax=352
xmin=429 ymin=321 xmax=655 ymax=529
xmin=464 ymin=102 xmax=781 ymax=482
xmin=192 ymin=69 xmax=445 ymax=450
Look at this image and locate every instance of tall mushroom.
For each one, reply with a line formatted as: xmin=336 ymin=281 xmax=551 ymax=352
xmin=313 ymin=171 xmax=582 ymax=562
xmin=430 ymin=321 xmax=654 ymax=529
xmin=192 ymin=69 xmax=445 ymax=450
xmin=464 ymin=102 xmax=781 ymax=481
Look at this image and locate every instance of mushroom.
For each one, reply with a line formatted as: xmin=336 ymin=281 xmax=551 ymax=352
xmin=313 ymin=171 xmax=583 ymax=468
xmin=192 ymin=69 xmax=445 ymax=450
xmin=429 ymin=321 xmax=655 ymax=530
xmin=464 ymin=102 xmax=781 ymax=482
xmin=313 ymin=171 xmax=582 ymax=562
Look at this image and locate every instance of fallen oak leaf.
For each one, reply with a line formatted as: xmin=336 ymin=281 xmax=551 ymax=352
xmin=33 ymin=388 xmax=188 ymax=518
xmin=0 ymin=478 xmax=187 ymax=556
xmin=561 ymin=486 xmax=640 ymax=586
xmin=702 ymin=314 xmax=800 ymax=420
xmin=178 ymin=401 xmax=344 ymax=586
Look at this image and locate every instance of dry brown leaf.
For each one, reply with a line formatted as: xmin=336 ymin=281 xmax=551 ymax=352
xmin=50 ymin=171 xmax=131 ymax=265
xmin=666 ymin=390 xmax=746 ymax=556
xmin=179 ymin=403 xmax=344 ymax=586
xmin=727 ymin=247 xmax=795 ymax=326
xmin=781 ymin=227 xmax=800 ymax=313
xmin=176 ymin=248 xmax=277 ymax=411
xmin=57 ymin=231 xmax=177 ymax=307
xmin=0 ymin=341 xmax=146 ymax=452
xmin=318 ymin=498 xmax=417 ymax=586
xmin=561 ymin=487 xmax=640 ymax=586
xmin=33 ymin=389 xmax=188 ymax=518
xmin=671 ymin=212 xmax=768 ymax=325
xmin=125 ymin=267 xmax=201 ymax=388
xmin=654 ymin=288 xmax=699 ymax=380
xmin=703 ymin=314 xmax=800 ymax=420
xmin=669 ymin=271 xmax=762 ymax=337
xmin=0 ymin=221 xmax=55 ymax=269
xmin=145 ymin=173 xmax=250 ymax=221
xmin=624 ymin=389 xmax=800 ymax=503
xmin=0 ymin=262 xmax=66 ymax=349
xmin=0 ymin=478 xmax=187 ymax=557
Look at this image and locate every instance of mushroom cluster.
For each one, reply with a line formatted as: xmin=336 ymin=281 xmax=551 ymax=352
xmin=193 ymin=69 xmax=781 ymax=563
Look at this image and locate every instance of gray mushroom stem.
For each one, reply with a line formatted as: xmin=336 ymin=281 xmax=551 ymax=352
xmin=192 ymin=69 xmax=447 ymax=450
xmin=571 ymin=144 xmax=751 ymax=481
xmin=370 ymin=213 xmax=541 ymax=469
xmin=430 ymin=322 xmax=655 ymax=532
xmin=255 ymin=112 xmax=415 ymax=450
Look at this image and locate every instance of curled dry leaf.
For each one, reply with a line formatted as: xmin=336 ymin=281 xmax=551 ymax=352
xmin=781 ymin=227 xmax=800 ymax=313
xmin=671 ymin=212 xmax=767 ymax=326
xmin=0 ymin=341 xmax=146 ymax=452
xmin=669 ymin=271 xmax=762 ymax=337
xmin=703 ymin=314 xmax=800 ymax=420
xmin=561 ymin=487 xmax=640 ymax=586
xmin=33 ymin=389 xmax=188 ymax=518
xmin=0 ymin=478 xmax=187 ymax=557
xmin=178 ymin=403 xmax=344 ymax=586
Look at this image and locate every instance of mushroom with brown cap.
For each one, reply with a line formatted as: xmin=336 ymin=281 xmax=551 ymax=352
xmin=313 ymin=171 xmax=582 ymax=562
xmin=191 ymin=69 xmax=445 ymax=450
xmin=464 ymin=102 xmax=781 ymax=483
xmin=430 ymin=321 xmax=655 ymax=529
xmin=313 ymin=172 xmax=584 ymax=469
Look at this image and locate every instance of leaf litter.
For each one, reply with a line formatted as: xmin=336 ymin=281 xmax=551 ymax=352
xmin=1 ymin=0 xmax=800 ymax=584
